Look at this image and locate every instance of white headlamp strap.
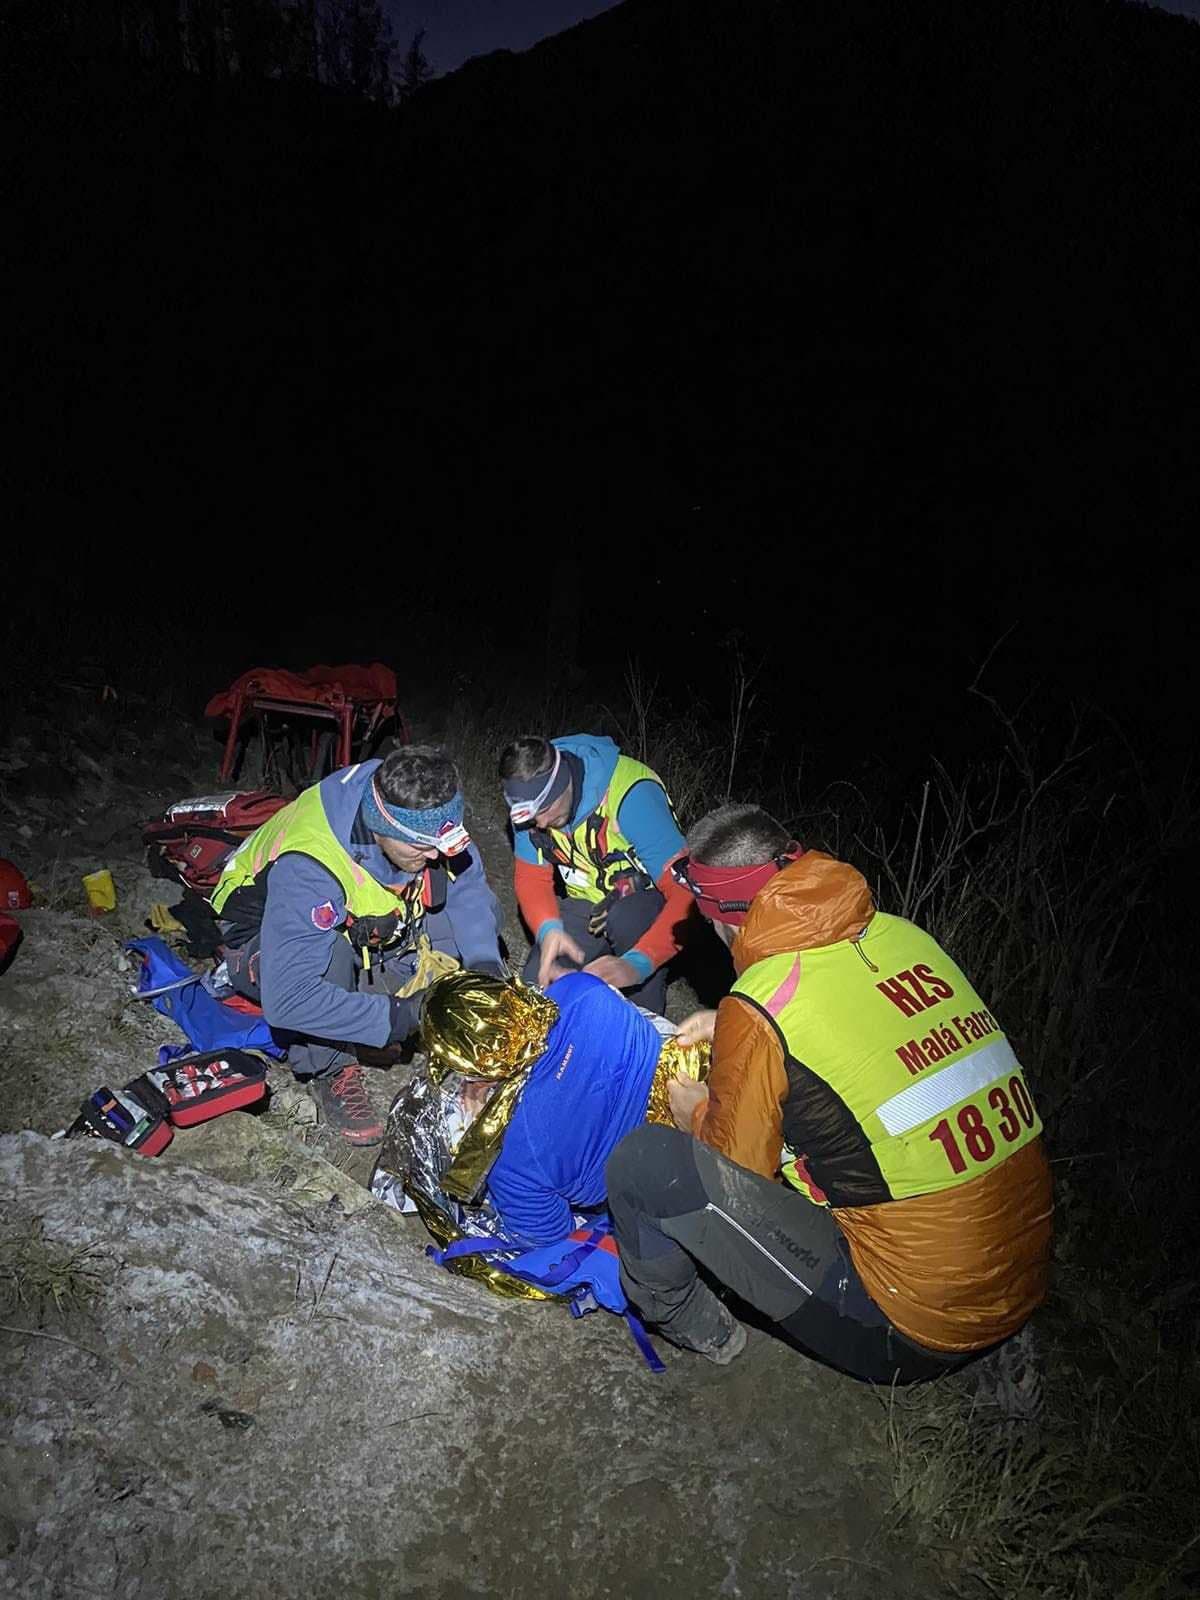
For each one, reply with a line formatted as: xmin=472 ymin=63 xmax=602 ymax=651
xmin=506 ymin=747 xmax=563 ymax=826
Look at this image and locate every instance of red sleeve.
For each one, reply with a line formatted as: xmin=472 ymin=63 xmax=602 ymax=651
xmin=630 ymin=857 xmax=698 ymax=972
xmin=514 ymin=857 xmax=560 ymax=940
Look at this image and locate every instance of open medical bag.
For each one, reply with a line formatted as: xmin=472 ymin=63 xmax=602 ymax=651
xmin=68 ymin=1050 xmax=269 ymax=1156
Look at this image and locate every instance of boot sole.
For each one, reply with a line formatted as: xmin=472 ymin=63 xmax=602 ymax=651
xmin=328 ymin=1125 xmax=385 ymax=1146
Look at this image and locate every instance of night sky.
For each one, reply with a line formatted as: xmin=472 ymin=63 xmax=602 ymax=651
xmin=395 ymin=0 xmax=1200 ymax=76
xmin=384 ymin=0 xmax=621 ymax=75
xmin=6 ymin=0 xmax=1198 ymax=778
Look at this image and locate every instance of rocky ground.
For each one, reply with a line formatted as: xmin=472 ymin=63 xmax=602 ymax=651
xmin=0 ymin=690 xmax=947 ymax=1599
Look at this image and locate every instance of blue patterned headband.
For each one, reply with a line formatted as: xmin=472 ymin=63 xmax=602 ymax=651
xmin=362 ymin=780 xmax=470 ymax=855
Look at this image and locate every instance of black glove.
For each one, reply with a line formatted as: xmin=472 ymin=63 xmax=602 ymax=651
xmin=354 ymin=1041 xmax=406 ymax=1068
xmin=347 ymin=994 xmax=423 ymax=1068
xmin=345 ymin=911 xmax=405 ymax=953
xmin=387 ymin=991 xmax=425 ymax=1043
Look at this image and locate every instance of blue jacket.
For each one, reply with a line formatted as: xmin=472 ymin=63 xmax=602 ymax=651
xmin=485 ymin=972 xmax=662 ymax=1245
xmin=257 ymin=763 xmax=502 ymax=1047
xmin=512 ymin=734 xmax=685 ymax=981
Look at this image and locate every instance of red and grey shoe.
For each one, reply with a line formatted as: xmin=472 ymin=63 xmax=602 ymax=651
xmin=310 ymin=1063 xmax=385 ymax=1146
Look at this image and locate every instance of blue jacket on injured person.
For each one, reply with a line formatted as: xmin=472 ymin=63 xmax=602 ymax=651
xmin=460 ymin=972 xmax=664 ymax=1246
xmin=211 ymin=757 xmax=503 ymax=1075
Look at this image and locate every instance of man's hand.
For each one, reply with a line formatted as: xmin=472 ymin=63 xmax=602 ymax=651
xmin=537 ymin=927 xmax=586 ymax=987
xmin=354 ymin=1041 xmax=407 ymax=1068
xmin=459 ymin=1079 xmax=493 ymax=1117
xmin=388 ymin=991 xmax=425 ymax=1042
xmin=676 ymin=1008 xmax=718 ymax=1046
xmin=583 ymin=954 xmax=641 ymax=990
xmin=668 ymin=1074 xmax=709 ymax=1132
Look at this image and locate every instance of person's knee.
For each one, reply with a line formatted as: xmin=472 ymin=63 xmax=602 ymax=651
xmin=606 ymin=1123 xmax=699 ymax=1214
xmin=419 ymin=908 xmax=461 ymax=959
xmin=605 ymin=887 xmax=664 ymax=953
xmin=630 ymin=966 xmax=668 ymax=1015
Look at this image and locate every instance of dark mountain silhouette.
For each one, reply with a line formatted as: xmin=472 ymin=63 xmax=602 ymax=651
xmin=4 ymin=0 xmax=1198 ymax=721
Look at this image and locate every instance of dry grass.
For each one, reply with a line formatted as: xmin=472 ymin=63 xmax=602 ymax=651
xmin=440 ymin=667 xmax=1200 ymax=1598
xmin=843 ymin=704 xmax=1200 ymax=1599
xmin=886 ymin=1385 xmax=1085 ymax=1595
xmin=0 ymin=1217 xmax=113 ymax=1323
xmin=883 ymin=1303 xmax=1200 ymax=1600
xmin=447 ymin=649 xmax=762 ymax=840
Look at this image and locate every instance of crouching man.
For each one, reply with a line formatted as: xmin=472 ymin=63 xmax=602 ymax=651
xmin=211 ymin=746 xmax=503 ymax=1144
xmin=605 ymin=803 xmax=1053 ymax=1379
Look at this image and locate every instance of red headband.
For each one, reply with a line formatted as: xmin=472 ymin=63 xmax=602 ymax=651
xmin=683 ymin=848 xmax=803 ymax=926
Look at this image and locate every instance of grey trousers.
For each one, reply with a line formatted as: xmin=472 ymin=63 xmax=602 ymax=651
xmin=606 ymin=1124 xmax=972 ymax=1384
xmin=225 ymin=906 xmax=462 ymax=1079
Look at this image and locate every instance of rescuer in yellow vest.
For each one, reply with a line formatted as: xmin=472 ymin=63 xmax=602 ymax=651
xmin=212 ymin=746 xmax=504 ymax=1146
xmin=498 ymin=733 xmax=695 ymax=1015
xmin=604 ymin=802 xmax=1053 ymax=1379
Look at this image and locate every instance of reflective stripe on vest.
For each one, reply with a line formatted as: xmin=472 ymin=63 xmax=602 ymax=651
xmin=733 ymin=914 xmax=1043 ymax=1202
xmin=543 ymin=754 xmax=674 ymax=904
xmin=211 ymin=781 xmax=424 ymax=932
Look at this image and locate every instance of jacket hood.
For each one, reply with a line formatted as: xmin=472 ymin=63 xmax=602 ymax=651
xmin=733 ymin=851 xmax=875 ymax=974
xmin=553 ymin=734 xmax=620 ymax=822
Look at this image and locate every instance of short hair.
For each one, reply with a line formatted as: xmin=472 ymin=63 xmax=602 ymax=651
xmin=498 ymin=736 xmax=555 ymax=783
xmin=377 ymin=744 xmax=459 ymax=810
xmin=687 ymin=803 xmax=791 ymax=867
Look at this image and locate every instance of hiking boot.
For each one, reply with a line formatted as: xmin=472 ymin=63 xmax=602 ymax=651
xmin=663 ymin=1297 xmax=748 ymax=1366
xmin=310 ymin=1063 xmax=384 ymax=1145
xmin=688 ymin=1314 xmax=748 ymax=1366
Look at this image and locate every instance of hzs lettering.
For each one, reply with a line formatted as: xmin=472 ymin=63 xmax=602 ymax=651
xmin=875 ymin=964 xmax=956 ymax=1017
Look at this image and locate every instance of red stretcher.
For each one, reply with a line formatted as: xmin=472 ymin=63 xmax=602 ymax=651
xmin=205 ymin=663 xmax=408 ymax=785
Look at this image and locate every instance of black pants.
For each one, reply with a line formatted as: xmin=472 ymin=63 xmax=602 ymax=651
xmin=606 ymin=1124 xmax=972 ymax=1384
xmin=521 ymin=886 xmax=669 ymax=1014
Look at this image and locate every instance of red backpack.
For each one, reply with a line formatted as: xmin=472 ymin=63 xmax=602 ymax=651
xmin=143 ymin=791 xmax=288 ymax=896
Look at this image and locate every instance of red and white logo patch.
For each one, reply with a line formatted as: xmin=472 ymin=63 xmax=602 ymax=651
xmin=310 ymin=900 xmax=338 ymax=931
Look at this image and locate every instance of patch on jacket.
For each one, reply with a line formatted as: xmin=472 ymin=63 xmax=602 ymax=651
xmin=310 ymin=900 xmax=338 ymax=931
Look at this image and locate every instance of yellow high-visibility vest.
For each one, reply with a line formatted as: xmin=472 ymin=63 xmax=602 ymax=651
xmin=732 ymin=912 xmax=1042 ymax=1203
xmin=536 ymin=755 xmax=675 ymax=905
xmin=212 ymin=782 xmax=424 ymax=939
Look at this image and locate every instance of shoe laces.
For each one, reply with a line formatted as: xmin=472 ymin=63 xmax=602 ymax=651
xmin=331 ymin=1064 xmax=373 ymax=1117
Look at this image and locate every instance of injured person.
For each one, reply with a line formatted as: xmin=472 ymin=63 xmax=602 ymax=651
xmin=370 ymin=969 xmax=707 ymax=1268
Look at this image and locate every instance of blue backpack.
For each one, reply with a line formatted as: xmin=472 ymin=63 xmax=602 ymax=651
xmin=126 ymin=937 xmax=285 ymax=1059
xmin=428 ymin=1221 xmax=665 ymax=1372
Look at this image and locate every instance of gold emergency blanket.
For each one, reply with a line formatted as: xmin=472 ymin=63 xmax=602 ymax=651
xmin=422 ymin=970 xmax=558 ymax=1082
xmin=373 ymin=973 xmax=715 ymax=1301
xmin=408 ymin=1184 xmax=554 ymax=1302
xmin=420 ymin=971 xmax=559 ymax=1201
xmin=441 ymin=1072 xmax=528 ymax=1202
xmin=644 ymin=1034 xmax=712 ymax=1127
